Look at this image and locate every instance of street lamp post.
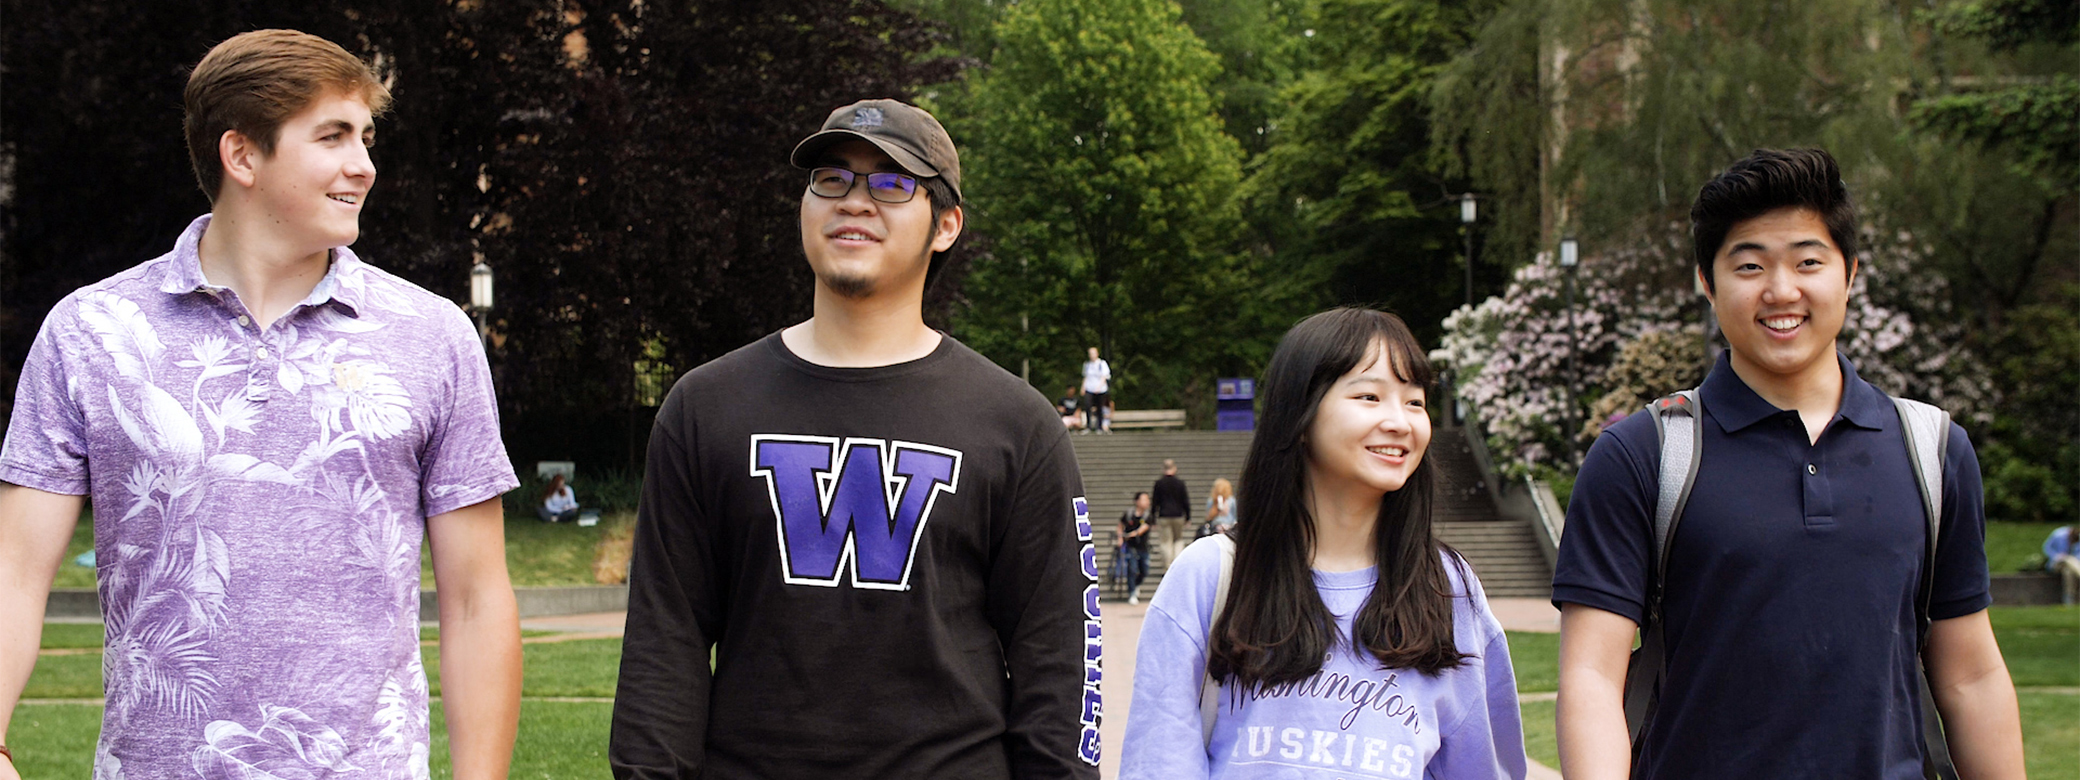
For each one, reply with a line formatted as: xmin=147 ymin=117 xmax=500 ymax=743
xmin=1559 ymin=236 xmax=1580 ymax=462
xmin=469 ymin=261 xmax=494 ymax=353
xmin=1460 ymin=193 xmax=1477 ymax=308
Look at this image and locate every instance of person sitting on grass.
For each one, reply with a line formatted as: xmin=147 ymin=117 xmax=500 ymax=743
xmin=539 ymin=473 xmax=581 ymax=523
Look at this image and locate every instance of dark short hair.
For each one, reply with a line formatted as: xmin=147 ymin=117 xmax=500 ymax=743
xmin=922 ymin=176 xmax=960 ymax=288
xmin=1690 ymin=148 xmax=1859 ymax=292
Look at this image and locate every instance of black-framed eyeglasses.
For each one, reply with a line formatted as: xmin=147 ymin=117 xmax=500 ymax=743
xmin=807 ymin=167 xmax=919 ymax=204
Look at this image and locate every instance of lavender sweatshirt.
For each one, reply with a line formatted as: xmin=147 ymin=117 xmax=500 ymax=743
xmin=1121 ymin=536 xmax=1527 ymax=779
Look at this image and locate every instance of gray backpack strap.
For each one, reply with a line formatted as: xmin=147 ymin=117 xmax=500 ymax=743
xmin=1200 ymin=533 xmax=1237 ymax=747
xmin=1624 ymin=389 xmax=1702 ymax=753
xmin=1894 ymin=397 xmax=1958 ymax=780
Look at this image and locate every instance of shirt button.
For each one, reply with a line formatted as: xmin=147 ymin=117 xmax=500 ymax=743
xmin=236 ymin=315 xmax=250 ymax=327
xmin=255 ymin=347 xmax=269 ymax=360
xmin=1807 ymin=464 xmax=1818 ymax=475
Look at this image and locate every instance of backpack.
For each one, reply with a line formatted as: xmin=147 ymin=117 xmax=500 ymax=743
xmin=1623 ymin=389 xmax=1958 ymax=779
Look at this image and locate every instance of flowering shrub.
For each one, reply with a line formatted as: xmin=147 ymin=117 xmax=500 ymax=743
xmin=1441 ymin=223 xmax=1991 ymax=476
xmin=1585 ymin=328 xmax=1708 ymax=439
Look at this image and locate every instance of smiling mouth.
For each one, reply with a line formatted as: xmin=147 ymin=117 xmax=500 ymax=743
xmin=1366 ymin=445 xmax=1410 ymax=457
xmin=1761 ymin=315 xmax=1805 ymax=333
xmin=328 ymin=194 xmax=360 ymax=205
xmin=831 ymin=230 xmax=878 ymax=242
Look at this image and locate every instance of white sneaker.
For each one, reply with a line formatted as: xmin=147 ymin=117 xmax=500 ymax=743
xmin=1128 ymin=593 xmax=1139 ymax=605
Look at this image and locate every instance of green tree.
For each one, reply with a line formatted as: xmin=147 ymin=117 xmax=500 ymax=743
xmin=1244 ymin=0 xmax=1495 ymax=344
xmin=955 ymin=0 xmax=1266 ymax=416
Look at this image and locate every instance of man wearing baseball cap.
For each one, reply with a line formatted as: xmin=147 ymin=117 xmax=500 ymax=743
xmin=610 ymin=100 xmax=1101 ymax=779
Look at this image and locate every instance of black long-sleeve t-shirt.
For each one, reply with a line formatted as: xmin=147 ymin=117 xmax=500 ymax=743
xmin=610 ymin=332 xmax=1102 ymax=780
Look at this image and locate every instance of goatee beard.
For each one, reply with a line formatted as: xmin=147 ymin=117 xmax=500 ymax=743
xmin=820 ymin=272 xmax=876 ymax=299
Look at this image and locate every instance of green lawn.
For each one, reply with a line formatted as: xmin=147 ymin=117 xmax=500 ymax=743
xmin=1993 ymin=605 xmax=2079 ymax=688
xmin=22 ymin=611 xmax=2074 ymax=777
xmin=1506 ymin=631 xmax=1559 ymax=692
xmin=1988 ymin=521 xmax=2065 ymax=574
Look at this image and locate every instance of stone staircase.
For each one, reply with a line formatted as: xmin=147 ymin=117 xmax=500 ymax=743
xmin=1075 ymin=426 xmax=1550 ymax=602
xmin=1074 ymin=431 xmax=1253 ymax=602
xmin=1428 ymin=427 xmax=1553 ymax=598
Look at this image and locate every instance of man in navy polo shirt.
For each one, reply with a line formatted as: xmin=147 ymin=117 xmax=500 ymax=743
xmin=1551 ymin=148 xmax=2025 ymax=778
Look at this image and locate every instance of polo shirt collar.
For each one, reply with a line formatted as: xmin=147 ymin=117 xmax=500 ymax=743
xmin=1698 ymin=350 xmax=1892 ymax=434
xmin=156 ymin=213 xmax=366 ymax=318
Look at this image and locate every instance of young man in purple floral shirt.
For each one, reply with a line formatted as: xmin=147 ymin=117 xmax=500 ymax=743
xmin=0 ymin=30 xmax=521 ymax=779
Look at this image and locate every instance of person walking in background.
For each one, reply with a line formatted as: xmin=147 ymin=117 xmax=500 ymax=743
xmin=1120 ymin=492 xmax=1155 ymax=604
xmin=2045 ymin=526 xmax=2080 ymax=605
xmin=1553 ymin=148 xmax=2022 ymax=779
xmin=1203 ymin=477 xmax=1237 ymax=536
xmin=538 ymin=473 xmax=581 ymax=523
xmin=1082 ymin=346 xmax=1112 ymax=432
xmin=1152 ymin=459 xmax=1192 ymax=568
xmin=0 ymin=30 xmax=521 ymax=780
xmin=1121 ymin=308 xmax=1525 ymax=779
xmin=611 ymin=99 xmax=1099 ymax=778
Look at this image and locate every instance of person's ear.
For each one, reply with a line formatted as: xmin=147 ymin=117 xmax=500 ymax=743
xmin=1697 ymin=265 xmax=1716 ymax=308
xmin=219 ymin=129 xmax=262 ymax=191
xmin=930 ymin=204 xmax=964 ymax=253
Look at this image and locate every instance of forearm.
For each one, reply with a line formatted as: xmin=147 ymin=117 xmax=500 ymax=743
xmin=437 ymin=582 xmax=522 ymax=780
xmin=1556 ymin=604 xmax=1637 ymax=780
xmin=0 ymin=573 xmax=53 ymax=746
xmin=1555 ymin=669 xmax=1631 ymax=779
xmin=0 ymin=486 xmax=82 ymax=747
xmin=1934 ymin=666 xmax=2025 ymax=779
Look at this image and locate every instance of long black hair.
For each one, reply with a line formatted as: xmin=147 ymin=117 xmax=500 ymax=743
xmin=1207 ymin=308 xmax=1467 ymax=689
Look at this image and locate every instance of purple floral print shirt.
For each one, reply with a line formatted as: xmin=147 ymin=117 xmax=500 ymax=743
xmin=1 ymin=215 xmax=518 ymax=779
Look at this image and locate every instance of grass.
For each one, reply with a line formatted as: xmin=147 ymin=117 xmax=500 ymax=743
xmin=1991 ymin=605 xmax=2079 ymax=688
xmin=1988 ymin=521 xmax=2066 ymax=574
xmin=22 ymin=612 xmax=2071 ymax=776
xmin=2022 ymin=693 xmax=2080 ymax=780
xmin=1507 ymin=631 xmax=1559 ymax=693
xmin=421 ymin=512 xmax=635 ymax=588
xmin=1518 ymin=699 xmax=1559 ymax=769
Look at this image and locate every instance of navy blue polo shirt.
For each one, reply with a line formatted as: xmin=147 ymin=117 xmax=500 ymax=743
xmin=1553 ymin=351 xmax=1989 ymax=779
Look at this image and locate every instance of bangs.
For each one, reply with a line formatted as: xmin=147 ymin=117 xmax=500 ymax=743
xmin=1316 ymin=310 xmax=1435 ymax=390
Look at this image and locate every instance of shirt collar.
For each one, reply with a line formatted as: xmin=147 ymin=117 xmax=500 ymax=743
xmin=156 ymin=213 xmax=366 ymax=318
xmin=1699 ymin=350 xmax=1892 ymax=434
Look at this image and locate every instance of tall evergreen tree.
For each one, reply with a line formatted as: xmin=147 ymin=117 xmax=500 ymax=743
xmin=956 ymin=0 xmax=1266 ymax=416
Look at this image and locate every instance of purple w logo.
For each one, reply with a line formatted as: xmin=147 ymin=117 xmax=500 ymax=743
xmin=750 ymin=435 xmax=963 ymax=590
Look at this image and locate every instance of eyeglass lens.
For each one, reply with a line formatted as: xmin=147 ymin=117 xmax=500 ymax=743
xmin=808 ymin=167 xmax=918 ymax=204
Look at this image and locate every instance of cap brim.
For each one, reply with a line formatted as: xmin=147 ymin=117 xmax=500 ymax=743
xmin=789 ymin=129 xmax=941 ymax=180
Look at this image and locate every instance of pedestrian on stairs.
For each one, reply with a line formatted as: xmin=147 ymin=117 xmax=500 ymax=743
xmin=1153 ymin=460 xmax=1193 ymax=568
xmin=1120 ymin=492 xmax=1154 ymax=604
xmin=1121 ymin=307 xmax=1525 ymax=779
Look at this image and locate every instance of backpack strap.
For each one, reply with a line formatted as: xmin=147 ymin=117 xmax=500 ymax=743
xmin=1894 ymin=397 xmax=1958 ymax=780
xmin=1623 ymin=389 xmax=1702 ymax=751
xmin=1200 ymin=533 xmax=1237 ymax=747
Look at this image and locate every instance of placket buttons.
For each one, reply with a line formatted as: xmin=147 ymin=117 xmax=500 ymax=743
xmin=236 ymin=315 xmax=251 ymax=328
xmin=1807 ymin=464 xmax=1818 ymax=475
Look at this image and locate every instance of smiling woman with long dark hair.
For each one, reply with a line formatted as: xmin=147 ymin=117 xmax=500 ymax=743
xmin=1120 ymin=308 xmax=1526 ymax=779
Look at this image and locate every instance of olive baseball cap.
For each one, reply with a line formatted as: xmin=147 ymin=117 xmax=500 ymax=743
xmin=789 ymin=99 xmax=962 ymax=203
